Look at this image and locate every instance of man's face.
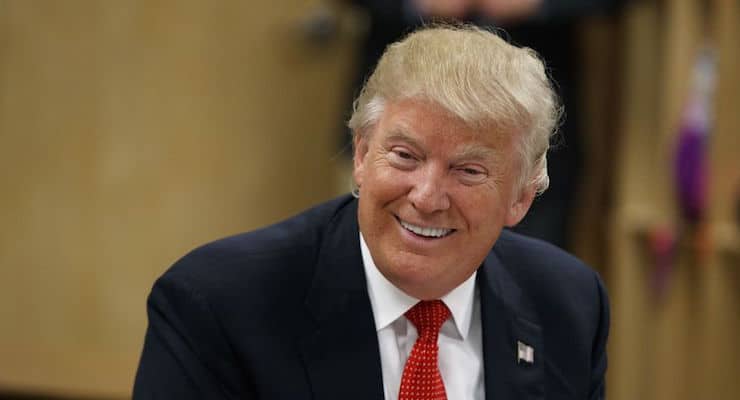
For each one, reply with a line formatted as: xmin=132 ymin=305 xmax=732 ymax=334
xmin=353 ymin=98 xmax=535 ymax=300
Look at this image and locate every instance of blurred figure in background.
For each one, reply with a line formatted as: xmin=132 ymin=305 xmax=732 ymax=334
xmin=343 ymin=0 xmax=622 ymax=250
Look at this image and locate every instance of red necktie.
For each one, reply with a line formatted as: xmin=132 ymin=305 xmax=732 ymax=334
xmin=399 ymin=300 xmax=451 ymax=400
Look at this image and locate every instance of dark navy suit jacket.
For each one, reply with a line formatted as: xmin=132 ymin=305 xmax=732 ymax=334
xmin=133 ymin=195 xmax=609 ymax=399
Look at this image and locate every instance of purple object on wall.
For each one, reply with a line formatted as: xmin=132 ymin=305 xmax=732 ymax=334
xmin=674 ymin=47 xmax=715 ymax=224
xmin=675 ymin=116 xmax=708 ymax=222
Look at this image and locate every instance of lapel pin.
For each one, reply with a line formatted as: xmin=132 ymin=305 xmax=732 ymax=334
xmin=517 ymin=340 xmax=534 ymax=365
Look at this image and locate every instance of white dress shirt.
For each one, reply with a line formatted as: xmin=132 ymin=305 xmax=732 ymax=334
xmin=360 ymin=234 xmax=485 ymax=400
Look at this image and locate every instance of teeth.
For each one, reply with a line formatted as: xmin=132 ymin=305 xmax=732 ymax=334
xmin=399 ymin=220 xmax=452 ymax=238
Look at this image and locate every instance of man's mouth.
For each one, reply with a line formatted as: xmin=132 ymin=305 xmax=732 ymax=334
xmin=397 ymin=217 xmax=454 ymax=238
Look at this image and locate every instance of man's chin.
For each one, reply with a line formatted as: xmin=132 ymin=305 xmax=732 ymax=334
xmin=380 ymin=261 xmax=456 ymax=294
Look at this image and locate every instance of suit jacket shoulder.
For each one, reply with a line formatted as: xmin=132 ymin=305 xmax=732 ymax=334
xmin=487 ymin=229 xmax=609 ymax=400
xmin=168 ymin=194 xmax=356 ymax=284
xmin=134 ymin=195 xmax=370 ymax=399
xmin=493 ymin=229 xmax=607 ymax=338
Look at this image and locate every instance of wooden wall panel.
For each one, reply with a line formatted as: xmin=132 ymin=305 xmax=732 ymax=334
xmin=0 ymin=0 xmax=357 ymax=397
xmin=606 ymin=0 xmax=739 ymax=399
xmin=699 ymin=0 xmax=740 ymax=398
xmin=607 ymin=3 xmax=662 ymax=397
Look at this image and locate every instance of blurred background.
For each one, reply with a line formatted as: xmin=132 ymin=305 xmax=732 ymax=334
xmin=0 ymin=0 xmax=737 ymax=399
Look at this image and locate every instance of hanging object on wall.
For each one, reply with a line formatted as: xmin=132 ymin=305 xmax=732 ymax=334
xmin=650 ymin=43 xmax=717 ymax=302
xmin=674 ymin=45 xmax=715 ymax=223
xmin=673 ymin=44 xmax=716 ymax=265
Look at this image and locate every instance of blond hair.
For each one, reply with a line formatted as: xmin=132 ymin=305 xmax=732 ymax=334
xmin=348 ymin=25 xmax=561 ymax=194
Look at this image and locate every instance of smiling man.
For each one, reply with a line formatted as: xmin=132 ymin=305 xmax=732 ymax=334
xmin=134 ymin=25 xmax=609 ymax=400
xmin=353 ymin=97 xmax=533 ymax=302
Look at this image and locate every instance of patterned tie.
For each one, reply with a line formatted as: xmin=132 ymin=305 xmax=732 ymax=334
xmin=399 ymin=300 xmax=451 ymax=400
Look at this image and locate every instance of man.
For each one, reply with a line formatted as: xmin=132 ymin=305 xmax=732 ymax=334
xmin=134 ymin=25 xmax=609 ymax=399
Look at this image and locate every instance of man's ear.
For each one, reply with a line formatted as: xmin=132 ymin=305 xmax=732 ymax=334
xmin=504 ymin=183 xmax=537 ymax=227
xmin=352 ymin=132 xmax=369 ymax=188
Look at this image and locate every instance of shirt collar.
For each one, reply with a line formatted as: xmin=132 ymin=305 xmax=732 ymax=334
xmin=360 ymin=233 xmax=477 ymax=339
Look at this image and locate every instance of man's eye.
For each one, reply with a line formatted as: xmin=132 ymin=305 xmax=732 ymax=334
xmin=396 ymin=150 xmax=413 ymax=159
xmin=389 ymin=147 xmax=416 ymax=161
xmin=459 ymin=167 xmax=486 ymax=176
xmin=388 ymin=148 xmax=418 ymax=169
xmin=456 ymin=166 xmax=488 ymax=184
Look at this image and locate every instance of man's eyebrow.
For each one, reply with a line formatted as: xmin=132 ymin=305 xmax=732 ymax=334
xmin=454 ymin=144 xmax=498 ymax=161
xmin=385 ymin=128 xmax=498 ymax=161
xmin=384 ymin=130 xmax=423 ymax=149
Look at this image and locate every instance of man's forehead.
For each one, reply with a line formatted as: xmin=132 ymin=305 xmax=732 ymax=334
xmin=382 ymin=98 xmax=513 ymax=138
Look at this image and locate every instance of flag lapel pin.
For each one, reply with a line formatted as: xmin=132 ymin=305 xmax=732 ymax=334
xmin=517 ymin=340 xmax=534 ymax=365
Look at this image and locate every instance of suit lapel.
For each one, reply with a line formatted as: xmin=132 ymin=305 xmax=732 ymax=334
xmin=299 ymin=199 xmax=384 ymax=400
xmin=479 ymin=250 xmax=545 ymax=400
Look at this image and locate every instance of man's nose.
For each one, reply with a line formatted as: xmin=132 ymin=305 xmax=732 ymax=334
xmin=408 ymin=166 xmax=450 ymax=214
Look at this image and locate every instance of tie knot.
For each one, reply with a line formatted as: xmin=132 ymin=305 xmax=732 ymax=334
xmin=405 ymin=300 xmax=450 ymax=338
